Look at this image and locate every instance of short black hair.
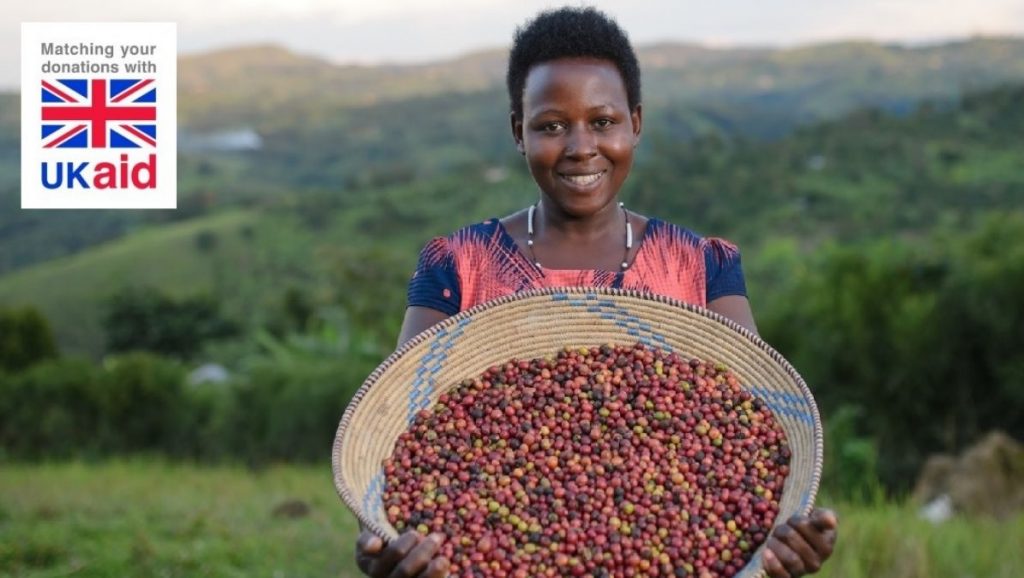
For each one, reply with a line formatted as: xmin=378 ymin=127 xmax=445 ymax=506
xmin=507 ymin=6 xmax=641 ymax=119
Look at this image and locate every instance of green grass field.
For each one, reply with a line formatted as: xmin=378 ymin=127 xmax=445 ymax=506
xmin=1 ymin=460 xmax=1021 ymax=577
xmin=0 ymin=460 xmax=361 ymax=578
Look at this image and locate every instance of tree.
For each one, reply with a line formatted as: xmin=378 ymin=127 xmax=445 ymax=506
xmin=0 ymin=305 xmax=58 ymax=371
xmin=760 ymin=215 xmax=1024 ymax=493
xmin=102 ymin=286 xmax=238 ymax=359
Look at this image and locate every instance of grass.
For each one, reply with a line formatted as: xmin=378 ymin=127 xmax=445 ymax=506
xmin=0 ymin=459 xmax=361 ymax=578
xmin=817 ymin=499 xmax=1023 ymax=578
xmin=1 ymin=459 xmax=1021 ymax=577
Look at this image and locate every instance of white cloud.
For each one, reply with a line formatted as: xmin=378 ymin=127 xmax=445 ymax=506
xmin=791 ymin=0 xmax=1024 ymax=44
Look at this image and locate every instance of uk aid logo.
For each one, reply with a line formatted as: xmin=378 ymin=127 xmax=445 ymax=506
xmin=41 ymin=78 xmax=158 ymax=190
xmin=22 ymin=23 xmax=177 ymax=209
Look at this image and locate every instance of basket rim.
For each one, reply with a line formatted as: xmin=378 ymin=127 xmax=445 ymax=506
xmin=332 ymin=286 xmax=824 ymax=546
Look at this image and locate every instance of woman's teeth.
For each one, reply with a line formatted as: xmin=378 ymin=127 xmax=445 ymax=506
xmin=561 ymin=172 xmax=603 ymax=186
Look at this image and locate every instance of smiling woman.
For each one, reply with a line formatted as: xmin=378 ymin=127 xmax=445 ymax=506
xmin=514 ymin=58 xmax=640 ymax=239
xmin=352 ymin=6 xmax=836 ymax=578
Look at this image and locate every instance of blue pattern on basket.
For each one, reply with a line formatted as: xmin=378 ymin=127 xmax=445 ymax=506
xmin=362 ymin=470 xmax=386 ymax=524
xmin=747 ymin=385 xmax=814 ymax=425
xmin=799 ymin=489 xmax=811 ymax=512
xmin=749 ymin=384 xmax=816 ymax=514
xmin=407 ymin=317 xmax=473 ymax=425
xmin=554 ymin=292 xmax=673 ymax=351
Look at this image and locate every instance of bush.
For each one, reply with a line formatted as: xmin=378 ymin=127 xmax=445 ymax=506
xmin=0 ymin=357 xmax=103 ymax=459
xmin=761 ymin=214 xmax=1024 ymax=492
xmin=0 ymin=353 xmax=229 ymax=460
xmin=95 ymin=352 xmax=190 ymax=454
xmin=224 ymin=354 xmax=371 ymax=465
xmin=820 ymin=405 xmax=884 ymax=503
xmin=0 ymin=317 xmax=379 ymax=463
xmin=0 ymin=305 xmax=58 ymax=372
xmin=102 ymin=286 xmax=238 ymax=360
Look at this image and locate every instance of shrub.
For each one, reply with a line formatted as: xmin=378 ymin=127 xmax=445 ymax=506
xmin=0 ymin=305 xmax=58 ymax=372
xmin=0 ymin=357 xmax=102 ymax=459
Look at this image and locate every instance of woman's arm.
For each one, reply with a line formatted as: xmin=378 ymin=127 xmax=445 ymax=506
xmin=396 ymin=306 xmax=451 ymax=349
xmin=708 ymin=295 xmax=759 ymax=335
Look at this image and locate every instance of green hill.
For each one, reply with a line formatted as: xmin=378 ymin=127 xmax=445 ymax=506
xmin=0 ymin=210 xmax=266 ymax=358
xmin=176 ymin=38 xmax=1024 ymax=131
xmin=4 ymin=37 xmax=1024 ymax=279
xmin=0 ymin=168 xmax=537 ymax=358
xmin=178 ymin=45 xmax=507 ymax=128
xmin=1 ymin=82 xmax=1021 ymax=358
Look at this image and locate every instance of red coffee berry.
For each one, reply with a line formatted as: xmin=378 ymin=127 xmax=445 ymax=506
xmin=381 ymin=343 xmax=790 ymax=577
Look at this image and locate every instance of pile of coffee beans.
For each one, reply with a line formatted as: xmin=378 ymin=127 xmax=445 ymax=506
xmin=382 ymin=343 xmax=790 ymax=577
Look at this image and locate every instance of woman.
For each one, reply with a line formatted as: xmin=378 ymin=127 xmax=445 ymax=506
xmin=356 ymin=7 xmax=837 ymax=577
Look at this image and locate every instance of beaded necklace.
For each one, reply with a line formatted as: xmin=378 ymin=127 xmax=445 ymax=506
xmin=526 ymin=201 xmax=633 ymax=271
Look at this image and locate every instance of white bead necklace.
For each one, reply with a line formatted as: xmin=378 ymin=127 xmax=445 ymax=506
xmin=527 ymin=201 xmax=633 ymax=271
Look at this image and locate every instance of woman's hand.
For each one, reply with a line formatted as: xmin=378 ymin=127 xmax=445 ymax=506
xmin=355 ymin=529 xmax=450 ymax=578
xmin=763 ymin=508 xmax=838 ymax=578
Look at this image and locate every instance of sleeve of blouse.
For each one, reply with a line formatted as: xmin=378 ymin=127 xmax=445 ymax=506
xmin=704 ymin=237 xmax=748 ymax=302
xmin=407 ymin=236 xmax=461 ymax=316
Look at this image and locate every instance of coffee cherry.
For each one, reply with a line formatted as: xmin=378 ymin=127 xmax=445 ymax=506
xmin=382 ymin=343 xmax=790 ymax=577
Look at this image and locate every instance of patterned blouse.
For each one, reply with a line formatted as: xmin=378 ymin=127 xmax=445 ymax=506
xmin=407 ymin=217 xmax=746 ymax=316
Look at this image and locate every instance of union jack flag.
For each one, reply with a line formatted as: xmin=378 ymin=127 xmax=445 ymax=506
xmin=41 ymin=78 xmax=157 ymax=149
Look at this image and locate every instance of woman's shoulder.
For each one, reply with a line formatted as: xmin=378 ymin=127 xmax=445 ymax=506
xmin=640 ymin=217 xmax=741 ymax=264
xmin=425 ymin=218 xmax=505 ymax=245
xmin=419 ymin=217 xmax=515 ymax=262
xmin=641 ymin=216 xmax=705 ymax=245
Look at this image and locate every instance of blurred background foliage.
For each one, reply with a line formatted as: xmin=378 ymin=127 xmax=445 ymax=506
xmin=0 ymin=39 xmax=1023 ymax=506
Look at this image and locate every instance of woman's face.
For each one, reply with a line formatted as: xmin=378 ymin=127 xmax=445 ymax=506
xmin=512 ymin=57 xmax=642 ymax=219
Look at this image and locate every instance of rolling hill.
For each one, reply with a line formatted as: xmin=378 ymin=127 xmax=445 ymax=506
xmin=1 ymin=82 xmax=1021 ymax=358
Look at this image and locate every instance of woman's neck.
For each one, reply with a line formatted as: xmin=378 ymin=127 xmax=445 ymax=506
xmin=535 ymin=198 xmax=623 ymax=242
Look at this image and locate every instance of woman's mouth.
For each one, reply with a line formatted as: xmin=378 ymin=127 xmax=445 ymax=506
xmin=558 ymin=171 xmax=606 ymax=188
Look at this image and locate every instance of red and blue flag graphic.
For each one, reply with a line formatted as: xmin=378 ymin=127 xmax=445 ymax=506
xmin=42 ymin=78 xmax=156 ymax=149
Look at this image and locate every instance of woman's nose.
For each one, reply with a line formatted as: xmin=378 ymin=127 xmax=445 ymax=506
xmin=564 ymin=127 xmax=598 ymax=159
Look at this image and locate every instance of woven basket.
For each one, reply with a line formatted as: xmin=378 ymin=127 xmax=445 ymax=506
xmin=333 ymin=287 xmax=823 ymax=578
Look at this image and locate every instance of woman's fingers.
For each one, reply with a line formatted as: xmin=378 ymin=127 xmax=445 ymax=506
xmin=356 ymin=530 xmax=384 ymax=574
xmin=763 ymin=547 xmax=793 ymax=578
xmin=766 ymin=510 xmax=839 ymax=577
xmin=414 ymin=535 xmax=450 ymax=578
xmin=387 ymin=533 xmax=445 ymax=578
xmin=793 ymin=509 xmax=838 ymax=559
xmin=812 ymin=508 xmax=839 ymax=531
xmin=770 ymin=518 xmax=815 ymax=578
xmin=367 ymin=531 xmax=423 ymax=577
xmin=357 ymin=531 xmax=383 ymax=555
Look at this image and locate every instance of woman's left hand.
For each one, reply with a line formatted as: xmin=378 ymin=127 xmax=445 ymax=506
xmin=762 ymin=507 xmax=838 ymax=578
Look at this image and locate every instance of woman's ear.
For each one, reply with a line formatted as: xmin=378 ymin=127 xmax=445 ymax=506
xmin=510 ymin=111 xmax=525 ymax=155
xmin=631 ymin=104 xmax=643 ymax=147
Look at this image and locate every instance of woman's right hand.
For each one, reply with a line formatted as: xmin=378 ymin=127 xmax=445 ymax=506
xmin=356 ymin=529 xmax=450 ymax=578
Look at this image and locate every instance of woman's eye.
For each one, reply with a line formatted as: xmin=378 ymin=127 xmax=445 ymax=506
xmin=594 ymin=118 xmax=614 ymax=129
xmin=541 ymin=123 xmax=564 ymax=133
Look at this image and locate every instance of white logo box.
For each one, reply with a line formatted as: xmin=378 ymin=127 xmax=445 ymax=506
xmin=21 ymin=22 xmax=177 ymax=209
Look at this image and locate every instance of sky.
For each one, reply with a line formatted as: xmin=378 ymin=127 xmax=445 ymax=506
xmin=5 ymin=0 xmax=1024 ymax=89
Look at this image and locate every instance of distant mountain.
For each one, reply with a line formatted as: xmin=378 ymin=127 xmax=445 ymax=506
xmin=176 ymin=37 xmax=1024 ymax=131
xmin=177 ymin=45 xmax=508 ymax=127
xmin=2 ymin=37 xmax=1024 ymax=280
xmin=178 ymin=36 xmax=1024 ymax=195
xmin=9 ymin=37 xmax=1024 ymax=141
xmin=8 ymin=37 xmax=1024 ymax=132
